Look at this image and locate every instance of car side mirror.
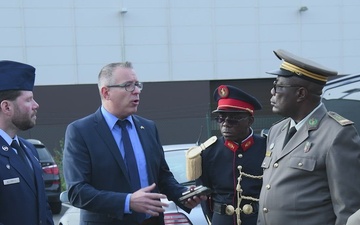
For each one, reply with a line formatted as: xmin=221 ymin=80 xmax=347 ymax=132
xmin=60 ymin=191 xmax=69 ymax=203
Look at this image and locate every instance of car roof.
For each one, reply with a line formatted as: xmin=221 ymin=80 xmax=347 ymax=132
xmin=162 ymin=143 xmax=195 ymax=152
xmin=323 ymin=73 xmax=360 ymax=101
xmin=26 ymin=138 xmax=45 ymax=147
xmin=324 ymin=73 xmax=360 ymax=89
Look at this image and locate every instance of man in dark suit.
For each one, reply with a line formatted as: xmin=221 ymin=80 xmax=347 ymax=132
xmin=258 ymin=49 xmax=360 ymax=225
xmin=63 ymin=62 xmax=204 ymax=225
xmin=0 ymin=60 xmax=54 ymax=225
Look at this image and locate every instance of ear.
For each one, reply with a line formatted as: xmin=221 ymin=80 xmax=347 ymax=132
xmin=247 ymin=116 xmax=255 ymax=126
xmin=100 ymin=86 xmax=110 ymax=100
xmin=296 ymin=87 xmax=308 ymax=102
xmin=0 ymin=100 xmax=12 ymax=114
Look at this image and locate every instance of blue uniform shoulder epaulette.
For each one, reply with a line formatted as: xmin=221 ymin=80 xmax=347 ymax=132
xmin=186 ymin=136 xmax=217 ymax=180
xmin=327 ymin=111 xmax=354 ymax=126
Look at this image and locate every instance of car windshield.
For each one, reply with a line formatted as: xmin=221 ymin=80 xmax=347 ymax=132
xmin=322 ymin=75 xmax=360 ymax=131
xmin=36 ymin=146 xmax=54 ymax=162
xmin=164 ymin=149 xmax=189 ymax=184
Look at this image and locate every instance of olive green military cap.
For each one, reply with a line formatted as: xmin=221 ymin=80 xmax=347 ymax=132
xmin=267 ymin=49 xmax=338 ymax=85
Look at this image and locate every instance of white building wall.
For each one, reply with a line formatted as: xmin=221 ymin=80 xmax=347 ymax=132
xmin=1 ymin=0 xmax=360 ymax=85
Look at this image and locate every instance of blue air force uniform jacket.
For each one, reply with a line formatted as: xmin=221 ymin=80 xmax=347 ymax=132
xmin=0 ymin=136 xmax=54 ymax=225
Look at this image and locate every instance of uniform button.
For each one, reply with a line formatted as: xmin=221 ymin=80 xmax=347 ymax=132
xmin=273 ymin=163 xmax=279 ymax=168
xmin=298 ymin=162 xmax=303 ymax=167
xmin=266 ymin=184 xmax=271 ymax=189
xmin=263 ymin=208 xmax=268 ymax=213
xmin=238 ymin=153 xmax=243 ymax=158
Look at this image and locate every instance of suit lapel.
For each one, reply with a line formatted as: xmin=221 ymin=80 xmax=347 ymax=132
xmin=19 ymin=141 xmax=39 ymax=194
xmin=0 ymin=139 xmax=37 ymax=195
xmin=279 ymin=126 xmax=308 ymax=159
xmin=278 ymin=105 xmax=327 ymax=160
xmin=94 ymin=109 xmax=129 ymax=180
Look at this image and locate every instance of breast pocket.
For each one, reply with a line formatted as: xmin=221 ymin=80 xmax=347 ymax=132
xmin=288 ymin=156 xmax=316 ymax=172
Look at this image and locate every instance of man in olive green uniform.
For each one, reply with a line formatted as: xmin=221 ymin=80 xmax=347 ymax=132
xmin=258 ymin=49 xmax=360 ymax=225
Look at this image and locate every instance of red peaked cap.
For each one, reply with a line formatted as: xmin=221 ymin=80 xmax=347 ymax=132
xmin=212 ymin=85 xmax=262 ymax=115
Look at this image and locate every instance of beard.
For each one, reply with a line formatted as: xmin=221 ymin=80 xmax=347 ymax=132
xmin=12 ymin=105 xmax=36 ymax=131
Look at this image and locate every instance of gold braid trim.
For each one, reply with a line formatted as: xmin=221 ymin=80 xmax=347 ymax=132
xmin=234 ymin=167 xmax=263 ymax=225
xmin=281 ymin=61 xmax=327 ymax=82
xmin=241 ymin=196 xmax=259 ymax=202
xmin=240 ymin=172 xmax=263 ymax=179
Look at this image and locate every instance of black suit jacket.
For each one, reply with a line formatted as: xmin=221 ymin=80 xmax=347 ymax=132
xmin=63 ymin=108 xmax=188 ymax=225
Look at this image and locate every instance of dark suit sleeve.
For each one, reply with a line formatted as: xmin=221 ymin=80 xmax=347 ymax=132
xmin=63 ymin=121 xmax=127 ymax=219
xmin=46 ymin=202 xmax=55 ymax=225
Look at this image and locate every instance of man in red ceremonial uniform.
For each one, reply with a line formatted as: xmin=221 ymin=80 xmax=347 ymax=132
xmin=197 ymin=85 xmax=266 ymax=225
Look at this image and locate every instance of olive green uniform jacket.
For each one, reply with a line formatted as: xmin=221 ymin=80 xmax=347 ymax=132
xmin=258 ymin=105 xmax=360 ymax=225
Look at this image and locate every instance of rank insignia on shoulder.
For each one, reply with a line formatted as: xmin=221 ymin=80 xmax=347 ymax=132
xmin=328 ymin=111 xmax=354 ymax=126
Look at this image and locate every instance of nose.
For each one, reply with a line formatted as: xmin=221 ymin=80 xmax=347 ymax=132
xmin=33 ymin=99 xmax=40 ymax=109
xmin=133 ymin=86 xmax=141 ymax=94
xmin=270 ymin=87 xmax=276 ymax=95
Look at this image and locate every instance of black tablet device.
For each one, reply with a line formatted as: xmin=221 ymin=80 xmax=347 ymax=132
xmin=178 ymin=185 xmax=212 ymax=203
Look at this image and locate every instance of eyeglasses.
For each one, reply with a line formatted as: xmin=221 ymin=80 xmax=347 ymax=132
xmin=215 ymin=116 xmax=249 ymax=126
xmin=272 ymin=81 xmax=301 ymax=93
xmin=107 ymin=81 xmax=143 ymax=92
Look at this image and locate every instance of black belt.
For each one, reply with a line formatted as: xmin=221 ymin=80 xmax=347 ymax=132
xmin=213 ymin=202 xmax=231 ymax=215
xmin=213 ymin=202 xmax=258 ymax=215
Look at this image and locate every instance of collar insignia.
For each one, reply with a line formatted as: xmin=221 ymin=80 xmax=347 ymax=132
xmin=224 ymin=140 xmax=239 ymax=152
xmin=241 ymin=136 xmax=254 ymax=151
xmin=308 ymin=118 xmax=318 ymax=126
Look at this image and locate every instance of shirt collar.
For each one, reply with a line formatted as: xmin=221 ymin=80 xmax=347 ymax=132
xmin=0 ymin=129 xmax=18 ymax=145
xmin=291 ymin=103 xmax=323 ymax=131
xmin=101 ymin=106 xmax=134 ymax=130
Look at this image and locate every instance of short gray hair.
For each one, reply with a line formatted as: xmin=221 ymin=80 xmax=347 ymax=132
xmin=98 ymin=62 xmax=133 ymax=89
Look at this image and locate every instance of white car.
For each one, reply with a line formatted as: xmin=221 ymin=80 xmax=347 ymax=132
xmin=58 ymin=143 xmax=209 ymax=225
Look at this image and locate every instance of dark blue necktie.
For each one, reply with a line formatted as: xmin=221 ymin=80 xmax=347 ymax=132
xmin=118 ymin=120 xmax=146 ymax=223
xmin=11 ymin=140 xmax=30 ymax=167
xmin=117 ymin=120 xmax=141 ymax=192
xmin=11 ymin=140 xmax=34 ymax=180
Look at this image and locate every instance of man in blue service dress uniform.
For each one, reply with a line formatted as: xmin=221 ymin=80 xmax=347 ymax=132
xmin=196 ymin=85 xmax=266 ymax=225
xmin=257 ymin=49 xmax=360 ymax=225
xmin=0 ymin=60 xmax=54 ymax=225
